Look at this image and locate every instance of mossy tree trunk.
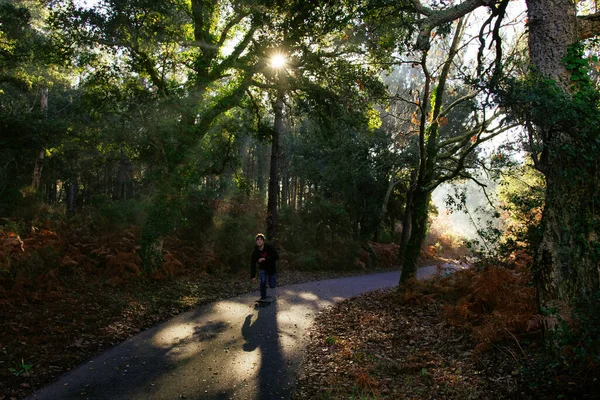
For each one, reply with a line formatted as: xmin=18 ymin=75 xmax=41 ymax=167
xmin=398 ymin=170 xmax=416 ymax=269
xmin=400 ymin=189 xmax=431 ymax=283
xmin=526 ymin=0 xmax=600 ymax=316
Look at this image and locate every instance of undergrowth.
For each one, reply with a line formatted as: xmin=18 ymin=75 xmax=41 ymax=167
xmin=399 ymin=263 xmax=600 ymax=399
xmin=0 ymin=194 xmax=397 ymax=303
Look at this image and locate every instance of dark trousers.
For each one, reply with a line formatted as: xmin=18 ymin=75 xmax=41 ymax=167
xmin=259 ymin=269 xmax=277 ymax=298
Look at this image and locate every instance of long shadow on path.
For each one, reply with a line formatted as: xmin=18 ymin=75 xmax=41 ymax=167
xmin=242 ymin=300 xmax=287 ymax=400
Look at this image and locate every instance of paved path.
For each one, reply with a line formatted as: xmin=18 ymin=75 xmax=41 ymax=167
xmin=28 ymin=265 xmax=458 ymax=400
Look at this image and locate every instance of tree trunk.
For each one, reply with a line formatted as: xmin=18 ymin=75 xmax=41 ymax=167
xmin=47 ymin=180 xmax=57 ymax=204
xmin=398 ymin=20 xmax=465 ymax=284
xmin=526 ymin=0 xmax=576 ymax=91
xmin=281 ymin=171 xmax=288 ymax=208
xmin=267 ymin=89 xmax=283 ymax=242
xmin=32 ymin=88 xmax=48 ymax=191
xmin=298 ymin=178 xmax=304 ymax=209
xmin=400 ymin=189 xmax=430 ymax=283
xmin=113 ymin=157 xmax=133 ymax=201
xmin=536 ymin=167 xmax=600 ymax=310
xmin=291 ymin=176 xmax=297 ymax=209
xmin=257 ymin=144 xmax=266 ymax=195
xmin=527 ymin=0 xmax=600 ymax=315
xmin=398 ymin=171 xmax=417 ymax=267
xmin=31 ymin=148 xmax=45 ymax=190
xmin=66 ymin=182 xmax=76 ymax=216
xmin=376 ymin=174 xmax=400 ymax=241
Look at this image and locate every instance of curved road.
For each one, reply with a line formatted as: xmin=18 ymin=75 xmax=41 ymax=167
xmin=28 ymin=265 xmax=456 ymax=400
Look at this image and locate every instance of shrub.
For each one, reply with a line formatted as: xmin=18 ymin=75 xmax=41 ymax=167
xmin=521 ymin=293 xmax=600 ymax=398
xmin=552 ymin=291 xmax=600 ymax=387
xmin=441 ymin=266 xmax=537 ymax=351
xmin=368 ymin=241 xmax=399 ymax=268
xmin=0 ymin=229 xmax=63 ymax=298
xmin=289 ymin=251 xmax=321 ymax=270
xmin=12 ymin=187 xmax=65 ymax=230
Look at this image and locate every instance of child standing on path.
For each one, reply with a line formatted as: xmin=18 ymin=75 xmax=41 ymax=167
xmin=250 ymin=233 xmax=279 ymax=300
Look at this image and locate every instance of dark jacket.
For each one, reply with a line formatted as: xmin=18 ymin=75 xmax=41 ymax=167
xmin=250 ymin=243 xmax=279 ymax=278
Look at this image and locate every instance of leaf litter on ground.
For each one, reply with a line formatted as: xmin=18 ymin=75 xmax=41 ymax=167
xmin=293 ymin=270 xmax=549 ymax=400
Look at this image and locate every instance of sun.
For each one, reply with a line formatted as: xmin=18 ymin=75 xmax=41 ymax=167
xmin=270 ymin=53 xmax=287 ymax=69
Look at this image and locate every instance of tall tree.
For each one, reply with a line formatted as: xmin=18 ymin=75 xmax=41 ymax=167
xmin=50 ymin=0 xmax=268 ymax=136
xmin=397 ymin=17 xmax=515 ymax=282
xmin=519 ymin=0 xmax=600 ymax=318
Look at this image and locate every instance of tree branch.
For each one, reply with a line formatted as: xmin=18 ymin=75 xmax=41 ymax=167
xmin=417 ymin=51 xmax=430 ymax=184
xmin=409 ymin=0 xmax=433 ymax=16
xmin=250 ymin=80 xmax=277 ymax=90
xmin=216 ymin=12 xmax=250 ymax=49
xmin=459 ymin=172 xmax=497 ymax=208
xmin=194 ymin=68 xmax=256 ymax=136
xmin=210 ymin=23 xmax=260 ymax=80
xmin=578 ymin=12 xmax=600 ymax=40
xmin=438 ymin=92 xmax=478 ymax=119
xmin=430 ymin=121 xmax=519 ymax=190
xmin=437 ymin=109 xmax=503 ymax=150
xmin=414 ymin=0 xmax=497 ymax=51
xmin=245 ymin=88 xmax=263 ymax=127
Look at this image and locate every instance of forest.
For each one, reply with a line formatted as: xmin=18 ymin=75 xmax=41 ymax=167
xmin=1 ymin=0 xmax=599 ymax=399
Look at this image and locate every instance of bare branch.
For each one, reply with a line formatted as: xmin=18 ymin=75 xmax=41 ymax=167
xmin=458 ymin=172 xmax=496 ymax=208
xmin=437 ymin=108 xmax=504 ymax=149
xmin=438 ymin=92 xmax=478 ymax=119
xmin=390 ymin=94 xmax=421 ymax=108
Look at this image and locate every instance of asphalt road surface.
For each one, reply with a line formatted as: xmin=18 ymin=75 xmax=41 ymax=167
xmin=28 ymin=265 xmax=458 ymax=400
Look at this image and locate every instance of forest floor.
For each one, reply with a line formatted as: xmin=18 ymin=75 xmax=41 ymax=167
xmin=293 ymin=287 xmax=532 ymax=400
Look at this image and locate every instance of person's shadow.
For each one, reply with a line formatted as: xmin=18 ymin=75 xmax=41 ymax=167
xmin=241 ymin=300 xmax=286 ymax=400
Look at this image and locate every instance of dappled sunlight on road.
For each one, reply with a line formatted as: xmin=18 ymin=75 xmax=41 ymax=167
xmin=230 ymin=342 xmax=262 ymax=376
xmin=294 ymin=291 xmax=319 ymax=301
xmin=162 ymin=338 xmax=202 ymax=363
xmin=214 ymin=299 xmax=256 ymax=316
xmin=152 ymin=323 xmax=196 ymax=348
xmin=145 ymin=333 xmax=261 ymax=400
xmin=152 ymin=300 xmax=250 ymax=346
xmin=152 ymin=318 xmax=229 ymax=348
